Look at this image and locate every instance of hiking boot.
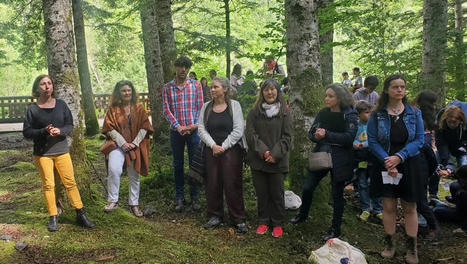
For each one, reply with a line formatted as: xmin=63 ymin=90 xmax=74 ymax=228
xmin=272 ymin=226 xmax=283 ymax=238
xmin=376 ymin=212 xmax=383 ymax=221
xmin=47 ymin=215 xmax=58 ymax=232
xmin=381 ymin=234 xmax=395 ymax=258
xmin=358 ymin=210 xmax=370 ymax=222
xmin=256 ymin=225 xmax=268 ymax=235
xmin=323 ymin=228 xmax=340 ymax=242
xmin=405 ymin=235 xmax=418 ymax=264
xmin=445 ymin=195 xmax=456 ymax=204
xmin=235 ymin=223 xmax=248 ymax=233
xmin=76 ymin=208 xmax=95 ymax=229
xmin=175 ymin=199 xmax=184 ymax=212
xmin=204 ymin=216 xmax=222 ymax=229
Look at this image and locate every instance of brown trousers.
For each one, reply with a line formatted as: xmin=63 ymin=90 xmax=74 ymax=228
xmin=252 ymin=170 xmax=285 ymax=226
xmin=204 ymin=144 xmax=245 ymax=224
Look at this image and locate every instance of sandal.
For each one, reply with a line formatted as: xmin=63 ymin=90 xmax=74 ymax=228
xmin=104 ymin=202 xmax=118 ymax=212
xmin=130 ymin=205 xmax=143 ymax=217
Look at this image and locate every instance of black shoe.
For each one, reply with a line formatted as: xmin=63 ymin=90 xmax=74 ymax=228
xmin=289 ymin=215 xmax=307 ymax=224
xmin=445 ymin=195 xmax=456 ymax=204
xmin=204 ymin=216 xmax=222 ymax=229
xmin=47 ymin=215 xmax=58 ymax=232
xmin=235 ymin=223 xmax=248 ymax=233
xmin=191 ymin=199 xmax=201 ymax=211
xmin=323 ymin=228 xmax=340 ymax=242
xmin=76 ymin=208 xmax=95 ymax=229
xmin=175 ymin=199 xmax=184 ymax=212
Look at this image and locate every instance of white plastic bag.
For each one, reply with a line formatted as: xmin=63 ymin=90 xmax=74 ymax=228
xmin=309 ymin=238 xmax=367 ymax=264
xmin=284 ymin=190 xmax=301 ymax=210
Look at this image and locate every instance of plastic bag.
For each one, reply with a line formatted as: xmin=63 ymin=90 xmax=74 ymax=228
xmin=284 ymin=190 xmax=301 ymax=210
xmin=309 ymin=238 xmax=367 ymax=264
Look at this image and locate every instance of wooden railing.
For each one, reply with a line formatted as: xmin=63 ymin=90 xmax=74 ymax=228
xmin=0 ymin=93 xmax=150 ymax=123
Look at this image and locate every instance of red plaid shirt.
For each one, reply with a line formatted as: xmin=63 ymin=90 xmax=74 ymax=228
xmin=163 ymin=78 xmax=204 ymax=129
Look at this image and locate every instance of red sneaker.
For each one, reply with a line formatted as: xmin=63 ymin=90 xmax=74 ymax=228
xmin=272 ymin=226 xmax=283 ymax=238
xmin=256 ymin=225 xmax=268 ymax=235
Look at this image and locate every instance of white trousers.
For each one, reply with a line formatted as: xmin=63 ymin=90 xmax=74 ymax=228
xmin=107 ymin=148 xmax=140 ymax=205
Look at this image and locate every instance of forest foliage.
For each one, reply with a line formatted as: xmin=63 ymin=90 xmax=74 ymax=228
xmin=0 ymin=0 xmax=465 ymax=99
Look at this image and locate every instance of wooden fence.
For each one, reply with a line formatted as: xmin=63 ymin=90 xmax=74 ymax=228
xmin=0 ymin=93 xmax=150 ymax=123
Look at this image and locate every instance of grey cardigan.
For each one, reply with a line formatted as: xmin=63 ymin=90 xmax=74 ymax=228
xmin=198 ymin=99 xmax=246 ymax=150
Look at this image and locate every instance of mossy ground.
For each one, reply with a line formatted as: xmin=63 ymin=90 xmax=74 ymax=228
xmin=0 ymin=140 xmax=466 ymax=264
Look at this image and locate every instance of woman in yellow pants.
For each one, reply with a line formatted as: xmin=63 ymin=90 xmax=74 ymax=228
xmin=23 ymin=74 xmax=94 ymax=232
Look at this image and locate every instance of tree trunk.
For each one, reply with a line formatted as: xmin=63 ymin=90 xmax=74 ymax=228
xmin=421 ymin=0 xmax=448 ymax=107
xmin=140 ymin=0 xmax=165 ymax=141
xmin=453 ymin=0 xmax=465 ymax=101
xmin=155 ymin=0 xmax=177 ymax=83
xmin=285 ymin=0 xmax=324 ymax=192
xmin=224 ymin=0 xmax=231 ymax=78
xmin=43 ymin=0 xmax=86 ymax=165
xmin=318 ymin=0 xmax=333 ymax=87
xmin=72 ymin=0 xmax=99 ymax=136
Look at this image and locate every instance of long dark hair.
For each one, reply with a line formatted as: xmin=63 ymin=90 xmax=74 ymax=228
xmin=375 ymin=74 xmax=407 ymax=112
xmin=254 ymin=78 xmax=287 ymax=115
xmin=32 ymin=74 xmax=55 ymax=97
xmin=231 ymin=63 xmax=242 ymax=77
xmin=110 ymin=80 xmax=138 ymax=107
xmin=326 ymin=83 xmax=355 ymax=110
xmin=414 ymin=90 xmax=437 ymax=130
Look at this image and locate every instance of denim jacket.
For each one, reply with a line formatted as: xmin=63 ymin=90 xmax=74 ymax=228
xmin=367 ymin=103 xmax=424 ymax=163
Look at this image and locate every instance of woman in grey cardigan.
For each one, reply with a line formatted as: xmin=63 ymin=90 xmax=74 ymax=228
xmin=198 ymin=77 xmax=247 ymax=233
xmin=245 ymin=79 xmax=292 ymax=238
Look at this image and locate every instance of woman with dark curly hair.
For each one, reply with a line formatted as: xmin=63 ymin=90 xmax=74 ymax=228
xmin=290 ymin=83 xmax=358 ymax=242
xmin=102 ymin=80 xmax=153 ymax=217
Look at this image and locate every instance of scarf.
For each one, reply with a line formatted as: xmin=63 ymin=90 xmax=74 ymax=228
xmin=262 ymin=102 xmax=280 ymax=118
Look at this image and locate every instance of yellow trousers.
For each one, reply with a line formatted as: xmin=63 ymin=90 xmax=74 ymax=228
xmin=34 ymin=153 xmax=83 ymax=216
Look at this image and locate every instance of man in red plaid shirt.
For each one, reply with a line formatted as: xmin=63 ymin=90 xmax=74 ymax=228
xmin=163 ymin=56 xmax=204 ymax=212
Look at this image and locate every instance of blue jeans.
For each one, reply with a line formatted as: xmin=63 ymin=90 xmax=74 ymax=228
xmin=170 ymin=129 xmax=200 ymax=201
xmin=357 ymin=168 xmax=382 ymax=213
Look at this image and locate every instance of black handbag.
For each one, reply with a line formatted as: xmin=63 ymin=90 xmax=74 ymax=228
xmin=186 ymin=142 xmax=206 ymax=184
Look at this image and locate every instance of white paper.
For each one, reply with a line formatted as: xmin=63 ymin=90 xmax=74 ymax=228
xmin=382 ymin=171 xmax=403 ymax=185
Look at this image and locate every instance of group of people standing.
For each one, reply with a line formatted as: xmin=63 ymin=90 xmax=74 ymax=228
xmin=23 ymin=56 xmax=466 ymax=264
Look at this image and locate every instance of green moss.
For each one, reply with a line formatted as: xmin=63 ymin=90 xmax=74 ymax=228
xmin=12 ymin=161 xmax=35 ymax=171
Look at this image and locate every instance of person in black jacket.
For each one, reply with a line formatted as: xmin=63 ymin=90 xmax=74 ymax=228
xmin=23 ymin=74 xmax=94 ymax=232
xmin=290 ymin=83 xmax=358 ymax=242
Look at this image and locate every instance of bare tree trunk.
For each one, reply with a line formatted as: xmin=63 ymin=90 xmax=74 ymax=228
xmin=285 ymin=0 xmax=324 ymax=191
xmin=421 ymin=0 xmax=448 ymax=107
xmin=43 ymin=0 xmax=86 ymax=165
xmin=155 ymin=0 xmax=177 ymax=83
xmin=72 ymin=0 xmax=99 ymax=136
xmin=453 ymin=0 xmax=465 ymax=101
xmin=318 ymin=0 xmax=333 ymax=87
xmin=140 ymin=0 xmax=165 ymax=140
xmin=224 ymin=0 xmax=231 ymax=78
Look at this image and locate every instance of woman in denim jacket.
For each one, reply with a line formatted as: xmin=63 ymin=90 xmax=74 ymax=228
xmin=290 ymin=83 xmax=358 ymax=242
xmin=367 ymin=74 xmax=424 ymax=264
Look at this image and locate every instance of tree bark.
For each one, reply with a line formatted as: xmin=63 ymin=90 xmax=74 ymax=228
xmin=453 ymin=0 xmax=465 ymax=101
xmin=72 ymin=0 xmax=99 ymax=136
xmin=421 ymin=0 xmax=448 ymax=107
xmin=43 ymin=0 xmax=86 ymax=165
xmin=155 ymin=0 xmax=177 ymax=83
xmin=285 ymin=0 xmax=324 ymax=191
xmin=318 ymin=0 xmax=333 ymax=87
xmin=224 ymin=0 xmax=231 ymax=78
xmin=140 ymin=0 xmax=166 ymax=141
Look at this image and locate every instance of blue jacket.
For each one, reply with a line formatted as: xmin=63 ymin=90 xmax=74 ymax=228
xmin=367 ymin=104 xmax=424 ymax=164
